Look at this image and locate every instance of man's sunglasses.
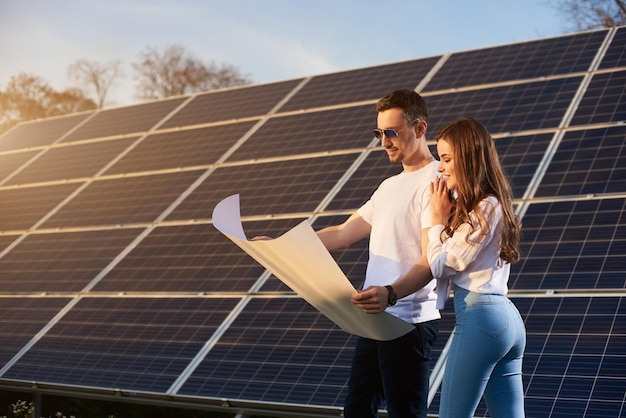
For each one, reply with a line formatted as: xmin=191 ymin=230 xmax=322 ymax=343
xmin=372 ymin=120 xmax=418 ymax=140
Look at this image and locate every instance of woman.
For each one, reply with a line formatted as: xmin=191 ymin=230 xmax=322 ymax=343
xmin=429 ymin=117 xmax=526 ymax=417
xmin=352 ymin=117 xmax=526 ymax=417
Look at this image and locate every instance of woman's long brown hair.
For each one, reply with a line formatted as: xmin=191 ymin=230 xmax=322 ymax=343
xmin=435 ymin=117 xmax=521 ymax=263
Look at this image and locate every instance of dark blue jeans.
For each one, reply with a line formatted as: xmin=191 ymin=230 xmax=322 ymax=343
xmin=343 ymin=319 xmax=439 ymax=418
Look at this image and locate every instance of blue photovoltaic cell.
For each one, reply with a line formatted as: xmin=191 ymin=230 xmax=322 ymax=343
xmin=0 ymin=113 xmax=92 ymax=152
xmin=0 ymin=183 xmax=81 ymax=231
xmin=425 ymin=30 xmax=607 ymax=91
xmin=178 ymin=298 xmax=354 ymax=406
xmin=0 ymin=298 xmax=72 ymax=367
xmin=425 ymin=77 xmax=583 ymax=135
xmin=60 ymin=98 xmax=187 ymax=143
xmin=160 ymin=79 xmax=303 ymax=129
xmin=166 ymin=153 xmax=361 ymax=221
xmin=0 ymin=150 xmax=40 ymax=184
xmin=570 ymin=70 xmax=626 ymax=126
xmin=512 ymin=198 xmax=626 ymax=290
xmin=279 ymin=57 xmax=442 ymax=112
xmin=495 ymin=133 xmax=554 ymax=199
xmin=103 ymin=122 xmax=257 ymax=175
xmin=519 ymin=297 xmax=626 ymax=418
xmin=0 ymin=235 xmax=17 ymax=252
xmin=599 ymin=26 xmax=626 ymax=68
xmin=40 ymin=171 xmax=203 ymax=229
xmin=94 ymin=218 xmax=303 ymax=293
xmin=536 ymin=126 xmax=626 ymax=197
xmin=226 ymin=105 xmax=376 ymax=161
xmin=0 ymin=229 xmax=143 ymax=293
xmin=3 ymin=137 xmax=137 ymax=186
xmin=2 ymin=297 xmax=241 ymax=393
xmin=323 ymin=151 xmax=404 ymax=212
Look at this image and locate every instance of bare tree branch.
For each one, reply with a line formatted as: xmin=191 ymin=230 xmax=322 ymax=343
xmin=132 ymin=44 xmax=252 ymax=100
xmin=68 ymin=59 xmax=123 ymax=108
xmin=549 ymin=0 xmax=626 ymax=31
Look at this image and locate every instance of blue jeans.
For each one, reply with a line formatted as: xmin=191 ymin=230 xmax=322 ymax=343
xmin=343 ymin=319 xmax=439 ymax=418
xmin=439 ymin=285 xmax=526 ymax=418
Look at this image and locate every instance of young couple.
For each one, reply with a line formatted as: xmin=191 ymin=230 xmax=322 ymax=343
xmin=317 ymin=89 xmax=526 ymax=418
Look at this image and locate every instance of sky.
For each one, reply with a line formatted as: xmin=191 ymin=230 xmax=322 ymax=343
xmin=0 ymin=0 xmax=570 ymax=107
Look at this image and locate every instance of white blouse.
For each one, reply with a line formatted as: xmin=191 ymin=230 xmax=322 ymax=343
xmin=427 ymin=196 xmax=510 ymax=309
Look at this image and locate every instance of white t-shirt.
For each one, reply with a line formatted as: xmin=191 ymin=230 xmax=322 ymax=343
xmin=357 ymin=160 xmax=441 ymax=324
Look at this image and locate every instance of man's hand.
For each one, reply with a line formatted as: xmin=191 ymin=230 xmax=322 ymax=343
xmin=249 ymin=236 xmax=272 ymax=241
xmin=351 ymin=286 xmax=388 ymax=314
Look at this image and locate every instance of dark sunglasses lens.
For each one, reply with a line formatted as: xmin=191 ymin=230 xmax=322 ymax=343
xmin=373 ymin=129 xmax=399 ymax=139
xmin=384 ymin=129 xmax=399 ymax=138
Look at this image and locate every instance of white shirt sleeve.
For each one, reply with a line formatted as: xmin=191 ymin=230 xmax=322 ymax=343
xmin=427 ymin=198 xmax=499 ymax=279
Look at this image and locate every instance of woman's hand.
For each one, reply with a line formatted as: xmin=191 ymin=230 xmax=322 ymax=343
xmin=430 ymin=176 xmax=453 ymax=225
xmin=351 ymin=286 xmax=388 ymax=314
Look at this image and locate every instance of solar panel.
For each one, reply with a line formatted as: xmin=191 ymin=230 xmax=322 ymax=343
xmin=0 ymin=183 xmax=81 ymax=230
xmin=60 ymin=97 xmax=187 ymax=142
xmin=0 ymin=298 xmax=72 ymax=367
xmin=0 ymin=113 xmax=91 ymax=152
xmin=535 ymin=126 xmax=626 ymax=197
xmin=599 ymin=26 xmax=626 ymax=68
xmin=425 ymin=30 xmax=607 ymax=91
xmin=104 ymin=122 xmax=257 ymax=175
xmin=4 ymin=137 xmax=138 ymax=186
xmin=0 ymin=150 xmax=40 ymax=184
xmin=0 ymin=26 xmax=624 ymax=418
xmin=94 ymin=219 xmax=304 ymax=293
xmin=226 ymin=105 xmax=376 ymax=161
xmin=160 ymin=79 xmax=304 ymax=128
xmin=513 ymin=198 xmax=625 ymax=290
xmin=280 ymin=57 xmax=442 ymax=112
xmin=570 ymin=70 xmax=626 ymax=125
xmin=40 ymin=171 xmax=203 ymax=228
xmin=2 ymin=297 xmax=241 ymax=393
xmin=0 ymin=229 xmax=143 ymax=292
xmin=165 ymin=154 xmax=361 ymax=221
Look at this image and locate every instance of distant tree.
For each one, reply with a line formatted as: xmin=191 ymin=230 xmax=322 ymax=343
xmin=68 ymin=59 xmax=123 ymax=108
xmin=551 ymin=0 xmax=626 ymax=31
xmin=0 ymin=72 xmax=96 ymax=135
xmin=132 ymin=44 xmax=252 ymax=100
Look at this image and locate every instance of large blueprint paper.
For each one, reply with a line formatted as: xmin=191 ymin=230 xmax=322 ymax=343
xmin=212 ymin=194 xmax=414 ymax=341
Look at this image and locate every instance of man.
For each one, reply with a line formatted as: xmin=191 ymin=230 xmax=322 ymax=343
xmin=316 ymin=89 xmax=440 ymax=418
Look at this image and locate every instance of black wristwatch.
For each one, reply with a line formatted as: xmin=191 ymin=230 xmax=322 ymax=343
xmin=384 ymin=285 xmax=398 ymax=306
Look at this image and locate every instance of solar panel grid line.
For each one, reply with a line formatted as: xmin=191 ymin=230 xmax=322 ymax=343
xmin=416 ymin=53 xmax=451 ymax=93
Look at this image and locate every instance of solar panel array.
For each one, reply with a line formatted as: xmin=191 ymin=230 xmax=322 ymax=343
xmin=1 ymin=26 xmax=625 ymax=417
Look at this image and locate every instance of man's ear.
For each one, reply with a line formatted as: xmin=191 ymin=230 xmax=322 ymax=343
xmin=415 ymin=120 xmax=427 ymax=137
